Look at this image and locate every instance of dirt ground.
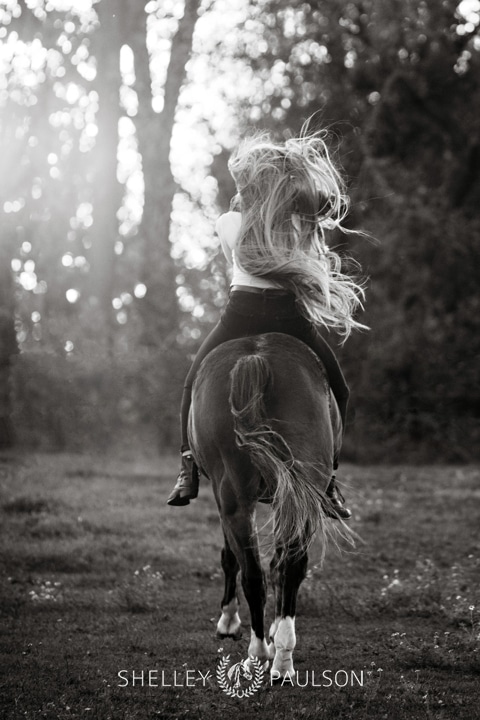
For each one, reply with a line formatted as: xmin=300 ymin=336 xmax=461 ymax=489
xmin=0 ymin=452 xmax=479 ymax=719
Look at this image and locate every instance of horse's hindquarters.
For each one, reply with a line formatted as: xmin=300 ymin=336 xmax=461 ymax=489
xmin=189 ymin=332 xmax=343 ymax=679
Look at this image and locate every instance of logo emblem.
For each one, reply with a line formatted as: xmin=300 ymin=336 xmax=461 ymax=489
xmin=216 ymin=655 xmax=264 ymax=698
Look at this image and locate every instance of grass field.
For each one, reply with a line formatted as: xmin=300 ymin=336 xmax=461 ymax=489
xmin=0 ymin=451 xmax=479 ymax=719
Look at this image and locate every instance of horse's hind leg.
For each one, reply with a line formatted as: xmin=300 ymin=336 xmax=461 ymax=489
xmin=222 ymin=508 xmax=270 ymax=667
xmin=269 ymin=545 xmax=308 ymax=681
xmin=216 ymin=533 xmax=242 ymax=640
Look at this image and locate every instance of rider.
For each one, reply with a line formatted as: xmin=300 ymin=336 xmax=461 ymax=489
xmin=167 ymin=126 xmax=367 ymax=519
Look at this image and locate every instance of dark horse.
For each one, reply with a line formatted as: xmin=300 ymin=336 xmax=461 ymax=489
xmin=188 ymin=332 xmax=353 ymax=680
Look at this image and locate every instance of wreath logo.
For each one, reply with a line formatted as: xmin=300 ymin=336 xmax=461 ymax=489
xmin=216 ymin=655 xmax=265 ymax=698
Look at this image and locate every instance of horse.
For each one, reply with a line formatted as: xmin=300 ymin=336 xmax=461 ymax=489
xmin=188 ymin=332 xmax=353 ymax=680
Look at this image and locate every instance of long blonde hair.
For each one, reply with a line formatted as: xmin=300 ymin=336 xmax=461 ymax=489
xmin=228 ymin=126 xmax=367 ymax=338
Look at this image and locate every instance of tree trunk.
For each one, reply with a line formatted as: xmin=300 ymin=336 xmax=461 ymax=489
xmin=90 ymin=0 xmax=124 ymax=354
xmin=0 ymin=235 xmax=19 ymax=449
xmin=0 ymin=95 xmax=25 ymax=449
xmin=132 ymin=0 xmax=201 ymax=346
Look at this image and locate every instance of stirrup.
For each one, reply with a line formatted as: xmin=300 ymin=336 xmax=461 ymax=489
xmin=324 ymin=475 xmax=352 ymax=520
xmin=167 ymin=453 xmax=199 ymax=506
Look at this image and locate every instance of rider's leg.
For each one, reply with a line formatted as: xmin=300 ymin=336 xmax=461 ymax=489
xmin=303 ymin=331 xmax=350 ymax=431
xmin=290 ymin=324 xmax=352 ymax=520
xmin=167 ymin=450 xmax=200 ymax=507
xmin=167 ymin=317 xmax=240 ymax=506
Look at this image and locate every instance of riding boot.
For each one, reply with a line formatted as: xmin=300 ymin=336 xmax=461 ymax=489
xmin=167 ymin=452 xmax=199 ymax=506
xmin=323 ymin=474 xmax=351 ymax=520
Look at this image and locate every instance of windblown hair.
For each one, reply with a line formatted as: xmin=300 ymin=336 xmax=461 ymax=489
xmin=228 ymin=125 xmax=367 ymax=338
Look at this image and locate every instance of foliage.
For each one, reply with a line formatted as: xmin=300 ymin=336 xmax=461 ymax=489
xmin=228 ymin=0 xmax=480 ymax=459
xmin=10 ymin=343 xmax=190 ymax=451
xmin=1 ymin=0 xmax=480 ymax=457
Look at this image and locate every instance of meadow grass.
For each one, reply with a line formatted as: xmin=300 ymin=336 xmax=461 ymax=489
xmin=0 ymin=452 xmax=479 ymax=719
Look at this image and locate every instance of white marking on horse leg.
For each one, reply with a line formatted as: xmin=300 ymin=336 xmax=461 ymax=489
xmin=267 ymin=616 xmax=281 ymax=659
xmin=270 ymin=616 xmax=296 ymax=679
xmin=216 ymin=597 xmax=241 ymax=638
xmin=247 ymin=628 xmax=270 ymax=669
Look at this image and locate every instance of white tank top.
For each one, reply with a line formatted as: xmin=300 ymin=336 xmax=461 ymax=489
xmin=215 ymin=212 xmax=281 ymax=289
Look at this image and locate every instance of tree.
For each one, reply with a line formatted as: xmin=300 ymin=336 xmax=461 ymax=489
xmin=0 ymin=0 xmax=203 ymax=449
xmin=223 ymin=0 xmax=480 ymax=458
xmin=131 ymin=0 xmax=202 ymax=344
xmin=0 ymin=233 xmax=18 ymax=448
xmin=2 ymin=0 xmax=202 ymax=352
xmin=88 ymin=0 xmax=124 ymax=351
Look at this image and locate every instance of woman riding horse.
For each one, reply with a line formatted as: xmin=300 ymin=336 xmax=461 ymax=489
xmin=189 ymin=331 xmax=355 ymax=679
xmin=168 ymin=125 xmax=366 ymax=517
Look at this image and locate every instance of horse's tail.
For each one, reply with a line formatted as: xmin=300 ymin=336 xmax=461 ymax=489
xmin=229 ymin=354 xmax=346 ymax=563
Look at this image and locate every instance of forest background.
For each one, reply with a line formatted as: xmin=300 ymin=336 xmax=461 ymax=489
xmin=1 ymin=0 xmax=479 ymax=464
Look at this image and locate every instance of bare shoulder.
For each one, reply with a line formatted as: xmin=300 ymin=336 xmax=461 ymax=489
xmin=216 ymin=211 xmax=242 ymax=233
